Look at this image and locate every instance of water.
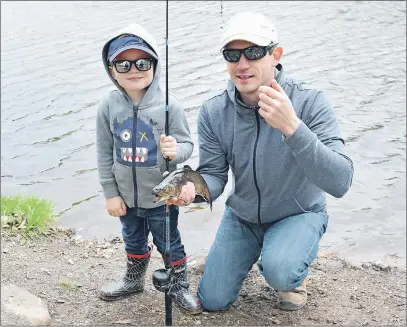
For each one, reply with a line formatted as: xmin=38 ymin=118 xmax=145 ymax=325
xmin=1 ymin=1 xmax=406 ymax=267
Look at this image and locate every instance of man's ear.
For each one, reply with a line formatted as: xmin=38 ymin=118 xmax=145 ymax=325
xmin=272 ymin=46 xmax=283 ymax=61
xmin=271 ymin=46 xmax=283 ymax=66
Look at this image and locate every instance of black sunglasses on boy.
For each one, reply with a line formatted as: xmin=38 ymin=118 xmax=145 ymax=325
xmin=111 ymin=58 xmax=154 ymax=73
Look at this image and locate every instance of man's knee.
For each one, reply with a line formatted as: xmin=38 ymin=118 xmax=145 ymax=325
xmin=197 ymin=279 xmax=235 ymax=311
xmin=259 ymin=256 xmax=306 ymax=291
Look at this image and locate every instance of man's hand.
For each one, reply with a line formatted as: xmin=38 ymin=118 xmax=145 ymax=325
xmin=106 ymin=196 xmax=127 ymax=217
xmin=258 ymin=79 xmax=301 ymax=137
xmin=160 ymin=134 xmax=178 ymax=160
xmin=165 ymin=181 xmax=196 ymax=206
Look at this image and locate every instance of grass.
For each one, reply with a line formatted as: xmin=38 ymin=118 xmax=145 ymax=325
xmin=1 ymin=195 xmax=56 ymax=234
xmin=58 ymin=279 xmax=78 ymax=289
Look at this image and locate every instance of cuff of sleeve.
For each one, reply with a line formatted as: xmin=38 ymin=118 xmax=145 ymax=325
xmin=283 ymin=121 xmax=317 ymax=154
xmin=102 ymin=182 xmax=120 ymax=198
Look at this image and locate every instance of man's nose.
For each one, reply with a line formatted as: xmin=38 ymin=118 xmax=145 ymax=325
xmin=237 ymin=54 xmax=250 ymax=69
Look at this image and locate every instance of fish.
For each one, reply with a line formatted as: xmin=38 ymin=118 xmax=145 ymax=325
xmin=152 ymin=165 xmax=212 ymax=210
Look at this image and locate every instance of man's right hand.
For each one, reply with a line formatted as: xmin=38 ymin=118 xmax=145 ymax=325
xmin=166 ymin=181 xmax=196 ymax=206
xmin=106 ymin=196 xmax=127 ymax=217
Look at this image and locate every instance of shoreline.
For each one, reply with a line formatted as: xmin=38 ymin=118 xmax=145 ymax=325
xmin=1 ymin=227 xmax=405 ymax=326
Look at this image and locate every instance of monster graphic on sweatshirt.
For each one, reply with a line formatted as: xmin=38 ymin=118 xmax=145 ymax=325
xmin=113 ymin=117 xmax=157 ymax=167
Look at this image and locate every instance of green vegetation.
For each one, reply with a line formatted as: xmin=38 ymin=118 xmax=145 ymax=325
xmin=1 ymin=195 xmax=56 ymax=234
xmin=58 ymin=279 xmax=78 ymax=289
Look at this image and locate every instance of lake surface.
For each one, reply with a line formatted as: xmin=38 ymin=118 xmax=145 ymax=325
xmin=1 ymin=1 xmax=406 ymax=267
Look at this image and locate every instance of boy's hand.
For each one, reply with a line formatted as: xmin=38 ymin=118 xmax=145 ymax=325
xmin=106 ymin=196 xmax=127 ymax=217
xmin=160 ymin=134 xmax=177 ymax=160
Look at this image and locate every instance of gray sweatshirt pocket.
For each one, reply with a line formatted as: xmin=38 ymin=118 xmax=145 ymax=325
xmin=112 ymin=161 xmax=134 ymax=207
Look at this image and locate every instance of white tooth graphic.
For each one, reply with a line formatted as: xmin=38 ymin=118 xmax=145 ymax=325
xmin=129 ymin=148 xmax=132 ymax=154
xmin=142 ymin=148 xmax=147 ymax=154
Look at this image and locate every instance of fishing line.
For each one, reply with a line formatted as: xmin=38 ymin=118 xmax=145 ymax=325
xmin=163 ymin=0 xmax=172 ymax=325
xmin=221 ymin=0 xmax=224 ymax=29
xmin=152 ymin=0 xmax=173 ymax=326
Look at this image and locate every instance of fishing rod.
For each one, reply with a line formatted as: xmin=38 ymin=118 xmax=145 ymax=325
xmin=152 ymin=0 xmax=173 ymax=326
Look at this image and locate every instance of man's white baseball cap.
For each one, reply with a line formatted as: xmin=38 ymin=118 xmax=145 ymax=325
xmin=220 ymin=12 xmax=279 ymax=50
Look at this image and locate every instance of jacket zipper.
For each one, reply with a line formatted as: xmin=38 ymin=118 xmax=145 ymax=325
xmin=132 ymin=105 xmax=138 ymax=208
xmin=253 ymin=111 xmax=262 ymax=224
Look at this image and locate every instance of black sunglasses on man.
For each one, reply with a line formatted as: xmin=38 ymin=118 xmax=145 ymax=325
xmin=222 ymin=43 xmax=279 ymax=63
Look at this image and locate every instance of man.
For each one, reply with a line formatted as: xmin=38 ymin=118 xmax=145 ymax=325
xmin=167 ymin=11 xmax=354 ymax=312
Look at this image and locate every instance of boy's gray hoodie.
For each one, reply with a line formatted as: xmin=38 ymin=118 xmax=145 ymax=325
xmin=97 ymin=24 xmax=193 ymax=209
xmin=196 ymin=64 xmax=354 ymax=224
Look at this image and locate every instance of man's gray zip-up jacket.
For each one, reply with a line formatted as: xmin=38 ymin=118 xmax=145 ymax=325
xmin=196 ymin=64 xmax=354 ymax=224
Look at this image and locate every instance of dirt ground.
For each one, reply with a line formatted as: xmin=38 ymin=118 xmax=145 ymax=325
xmin=1 ymin=228 xmax=405 ymax=326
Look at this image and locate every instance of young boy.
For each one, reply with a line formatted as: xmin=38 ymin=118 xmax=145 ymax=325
xmin=96 ymin=23 xmax=202 ymax=315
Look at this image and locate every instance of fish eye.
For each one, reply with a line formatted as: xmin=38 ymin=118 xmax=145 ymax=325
xmin=120 ymin=130 xmax=132 ymax=142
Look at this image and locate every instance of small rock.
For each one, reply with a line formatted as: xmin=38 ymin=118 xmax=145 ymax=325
xmin=72 ymin=234 xmax=83 ymax=242
xmin=362 ymin=321 xmax=369 ymax=326
xmin=1 ymin=283 xmax=51 ymax=325
xmin=350 ymin=295 xmax=356 ymax=300
xmin=67 ymin=259 xmax=74 ymax=265
xmin=195 ymin=320 xmax=201 ymax=325
xmin=2 ymin=248 xmax=9 ymax=253
xmin=56 ymin=299 xmax=65 ymax=303
xmin=114 ymin=319 xmax=132 ymax=325
xmin=83 ymin=253 xmax=89 ymax=259
xmin=333 ymin=277 xmax=337 ymax=281
xmin=40 ymin=268 xmax=51 ymax=275
xmin=196 ymin=256 xmax=207 ymax=274
xmin=240 ymin=291 xmax=248 ymax=298
xmin=110 ymin=236 xmax=122 ymax=244
xmin=272 ymin=318 xmax=281 ymax=325
xmin=371 ymin=261 xmax=392 ymax=272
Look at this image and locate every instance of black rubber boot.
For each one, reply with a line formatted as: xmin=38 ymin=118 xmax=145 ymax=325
xmin=169 ymin=256 xmax=203 ymax=315
xmin=99 ymin=247 xmax=152 ymax=301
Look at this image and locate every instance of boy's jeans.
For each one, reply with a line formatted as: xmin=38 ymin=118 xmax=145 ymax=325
xmin=120 ymin=205 xmax=185 ymax=262
xmin=197 ymin=206 xmax=328 ymax=311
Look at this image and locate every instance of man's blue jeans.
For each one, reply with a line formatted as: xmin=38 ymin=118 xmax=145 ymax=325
xmin=120 ymin=205 xmax=185 ymax=262
xmin=197 ymin=206 xmax=328 ymax=311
